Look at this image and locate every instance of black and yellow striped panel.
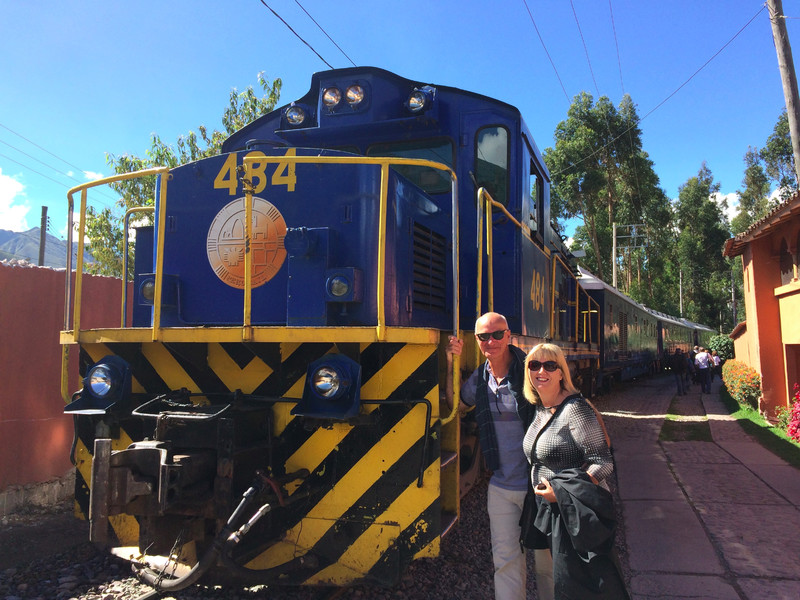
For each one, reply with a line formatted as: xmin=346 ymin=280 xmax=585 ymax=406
xmin=73 ymin=338 xmax=445 ymax=587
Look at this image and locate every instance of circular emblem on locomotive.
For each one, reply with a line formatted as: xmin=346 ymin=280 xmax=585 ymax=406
xmin=206 ymin=197 xmax=287 ymax=289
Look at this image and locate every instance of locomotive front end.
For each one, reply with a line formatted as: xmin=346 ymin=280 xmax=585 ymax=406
xmin=62 ymin=71 xmax=462 ymax=593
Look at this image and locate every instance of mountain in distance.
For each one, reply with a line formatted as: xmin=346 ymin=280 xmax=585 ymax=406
xmin=0 ymin=227 xmax=92 ymax=269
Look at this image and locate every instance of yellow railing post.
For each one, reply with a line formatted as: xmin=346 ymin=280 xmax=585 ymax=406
xmin=376 ymin=163 xmax=390 ymax=340
xmin=152 ymin=175 xmax=169 ymax=342
xmin=243 ymin=177 xmax=254 ymax=341
xmin=71 ymin=188 xmax=88 ymax=342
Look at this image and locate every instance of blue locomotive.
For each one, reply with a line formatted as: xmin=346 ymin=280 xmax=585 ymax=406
xmin=60 ymin=66 xmax=707 ymax=594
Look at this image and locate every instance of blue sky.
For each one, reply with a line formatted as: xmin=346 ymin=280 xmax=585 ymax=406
xmin=0 ymin=0 xmax=794 ymax=243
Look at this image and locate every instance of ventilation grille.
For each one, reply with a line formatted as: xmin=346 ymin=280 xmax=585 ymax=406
xmin=411 ymin=222 xmax=447 ymax=311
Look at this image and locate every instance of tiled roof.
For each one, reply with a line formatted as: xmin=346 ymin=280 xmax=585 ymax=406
xmin=723 ymin=190 xmax=800 ymax=257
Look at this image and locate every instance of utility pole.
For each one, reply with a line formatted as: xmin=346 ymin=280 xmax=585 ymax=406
xmin=612 ymin=222 xmax=617 ymax=288
xmin=768 ymin=0 xmax=800 ymax=184
xmin=38 ymin=206 xmax=48 ymax=266
xmin=611 ymin=222 xmax=645 ymax=291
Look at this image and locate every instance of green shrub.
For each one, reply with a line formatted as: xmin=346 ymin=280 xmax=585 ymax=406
xmin=722 ymin=359 xmax=762 ymax=409
xmin=708 ymin=334 xmax=734 ymax=361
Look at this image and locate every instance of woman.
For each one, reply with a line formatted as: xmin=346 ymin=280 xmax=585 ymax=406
xmin=521 ymin=343 xmax=628 ymax=599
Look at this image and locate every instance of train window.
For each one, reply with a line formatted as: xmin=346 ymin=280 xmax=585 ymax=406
xmin=528 ymin=157 xmax=544 ymax=236
xmin=368 ymin=138 xmax=454 ymax=195
xmin=780 ymin=238 xmax=793 ymax=285
xmin=474 ymin=126 xmax=509 ymax=206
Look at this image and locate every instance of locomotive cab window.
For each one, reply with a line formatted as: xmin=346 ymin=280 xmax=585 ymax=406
xmin=474 ymin=126 xmax=509 ymax=206
xmin=368 ymin=138 xmax=454 ymax=195
xmin=522 ymin=137 xmax=545 ymax=240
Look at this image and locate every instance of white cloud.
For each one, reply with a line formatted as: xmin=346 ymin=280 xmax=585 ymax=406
xmin=84 ymin=170 xmax=104 ymax=181
xmin=0 ymin=167 xmax=30 ymax=232
xmin=711 ymin=192 xmax=739 ymax=224
xmin=478 ymin=130 xmax=507 ymax=168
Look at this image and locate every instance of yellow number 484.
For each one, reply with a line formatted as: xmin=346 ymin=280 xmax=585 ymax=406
xmin=213 ymin=149 xmax=297 ymax=195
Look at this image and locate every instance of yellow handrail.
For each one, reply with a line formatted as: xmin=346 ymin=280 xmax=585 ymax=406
xmin=476 ymin=187 xmax=524 ymax=322
xmin=65 ymin=167 xmax=170 ymax=335
xmin=240 ymin=154 xmax=458 ymax=343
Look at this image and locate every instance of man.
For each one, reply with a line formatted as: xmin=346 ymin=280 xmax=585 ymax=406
xmin=670 ymin=348 xmax=687 ymax=396
xmin=694 ymin=346 xmax=712 ymax=394
xmin=447 ymin=312 xmax=553 ymax=600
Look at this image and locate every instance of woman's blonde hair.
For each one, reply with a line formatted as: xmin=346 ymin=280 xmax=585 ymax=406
xmin=523 ymin=343 xmax=578 ymax=404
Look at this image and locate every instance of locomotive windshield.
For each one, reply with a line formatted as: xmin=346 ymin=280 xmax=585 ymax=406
xmin=366 ymin=138 xmax=454 ymax=194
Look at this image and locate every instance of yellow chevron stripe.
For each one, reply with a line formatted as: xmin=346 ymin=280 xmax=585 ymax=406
xmin=360 ymin=344 xmax=433 ymax=401
xmin=245 ymin=402 xmax=430 ymax=569
xmin=83 ymin=343 xmax=111 ymax=364
xmin=207 ymin=342 xmax=272 ymax=393
xmin=284 ymin=423 xmax=352 ymax=485
xmin=306 ymin=459 xmax=441 ymax=584
xmin=141 ymin=343 xmax=200 ymax=392
xmin=272 ymin=402 xmax=297 ymax=437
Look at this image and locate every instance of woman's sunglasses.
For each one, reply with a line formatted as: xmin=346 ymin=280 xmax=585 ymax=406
xmin=475 ymin=329 xmax=508 ymax=342
xmin=528 ymin=360 xmax=559 ymax=372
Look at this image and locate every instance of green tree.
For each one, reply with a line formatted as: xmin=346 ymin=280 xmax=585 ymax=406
xmin=545 ymin=92 xmax=677 ymax=310
xmin=760 ymin=109 xmax=797 ymax=199
xmin=674 ymin=164 xmax=731 ymax=327
xmin=546 ymin=92 xmax=615 ymax=280
xmin=731 ymin=147 xmax=772 ymax=235
xmin=85 ymin=73 xmax=282 ymax=276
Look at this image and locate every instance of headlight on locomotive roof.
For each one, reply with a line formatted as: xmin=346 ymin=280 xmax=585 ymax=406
xmin=285 ymin=104 xmax=307 ymax=126
xmin=406 ymin=87 xmax=433 ymax=113
xmin=322 ymin=87 xmax=342 ymax=108
xmin=346 ymin=85 xmax=365 ymax=105
xmin=407 ymin=91 xmax=427 ymax=112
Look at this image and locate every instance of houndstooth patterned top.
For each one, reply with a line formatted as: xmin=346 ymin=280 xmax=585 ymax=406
xmin=522 ymin=394 xmax=614 ymax=486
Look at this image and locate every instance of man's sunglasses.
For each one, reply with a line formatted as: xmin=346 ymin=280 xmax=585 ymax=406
xmin=528 ymin=360 xmax=559 ymax=372
xmin=475 ymin=329 xmax=508 ymax=342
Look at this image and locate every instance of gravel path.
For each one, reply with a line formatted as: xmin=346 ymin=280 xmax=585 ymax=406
xmin=1 ymin=385 xmax=642 ymax=600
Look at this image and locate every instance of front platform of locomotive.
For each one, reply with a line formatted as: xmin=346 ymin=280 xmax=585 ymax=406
xmin=61 ymin=67 xmax=463 ymax=592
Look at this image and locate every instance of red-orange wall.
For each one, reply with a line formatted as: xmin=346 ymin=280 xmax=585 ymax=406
xmin=0 ymin=263 xmax=126 ymax=489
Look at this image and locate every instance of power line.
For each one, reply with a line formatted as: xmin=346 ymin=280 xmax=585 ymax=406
xmin=608 ymin=0 xmax=625 ymax=96
xmin=0 ymin=137 xmax=117 ymax=207
xmin=521 ymin=0 xmax=570 ymax=103
xmin=570 ymin=0 xmax=601 ymax=97
xmin=258 ymin=0 xmax=334 ymax=69
xmin=0 ymin=150 xmax=117 ymax=215
xmin=294 ymin=0 xmax=356 ymax=67
xmin=552 ymin=3 xmax=767 ymax=179
xmin=567 ymin=0 xmax=643 ymax=210
xmin=0 ymin=122 xmax=86 ymax=173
